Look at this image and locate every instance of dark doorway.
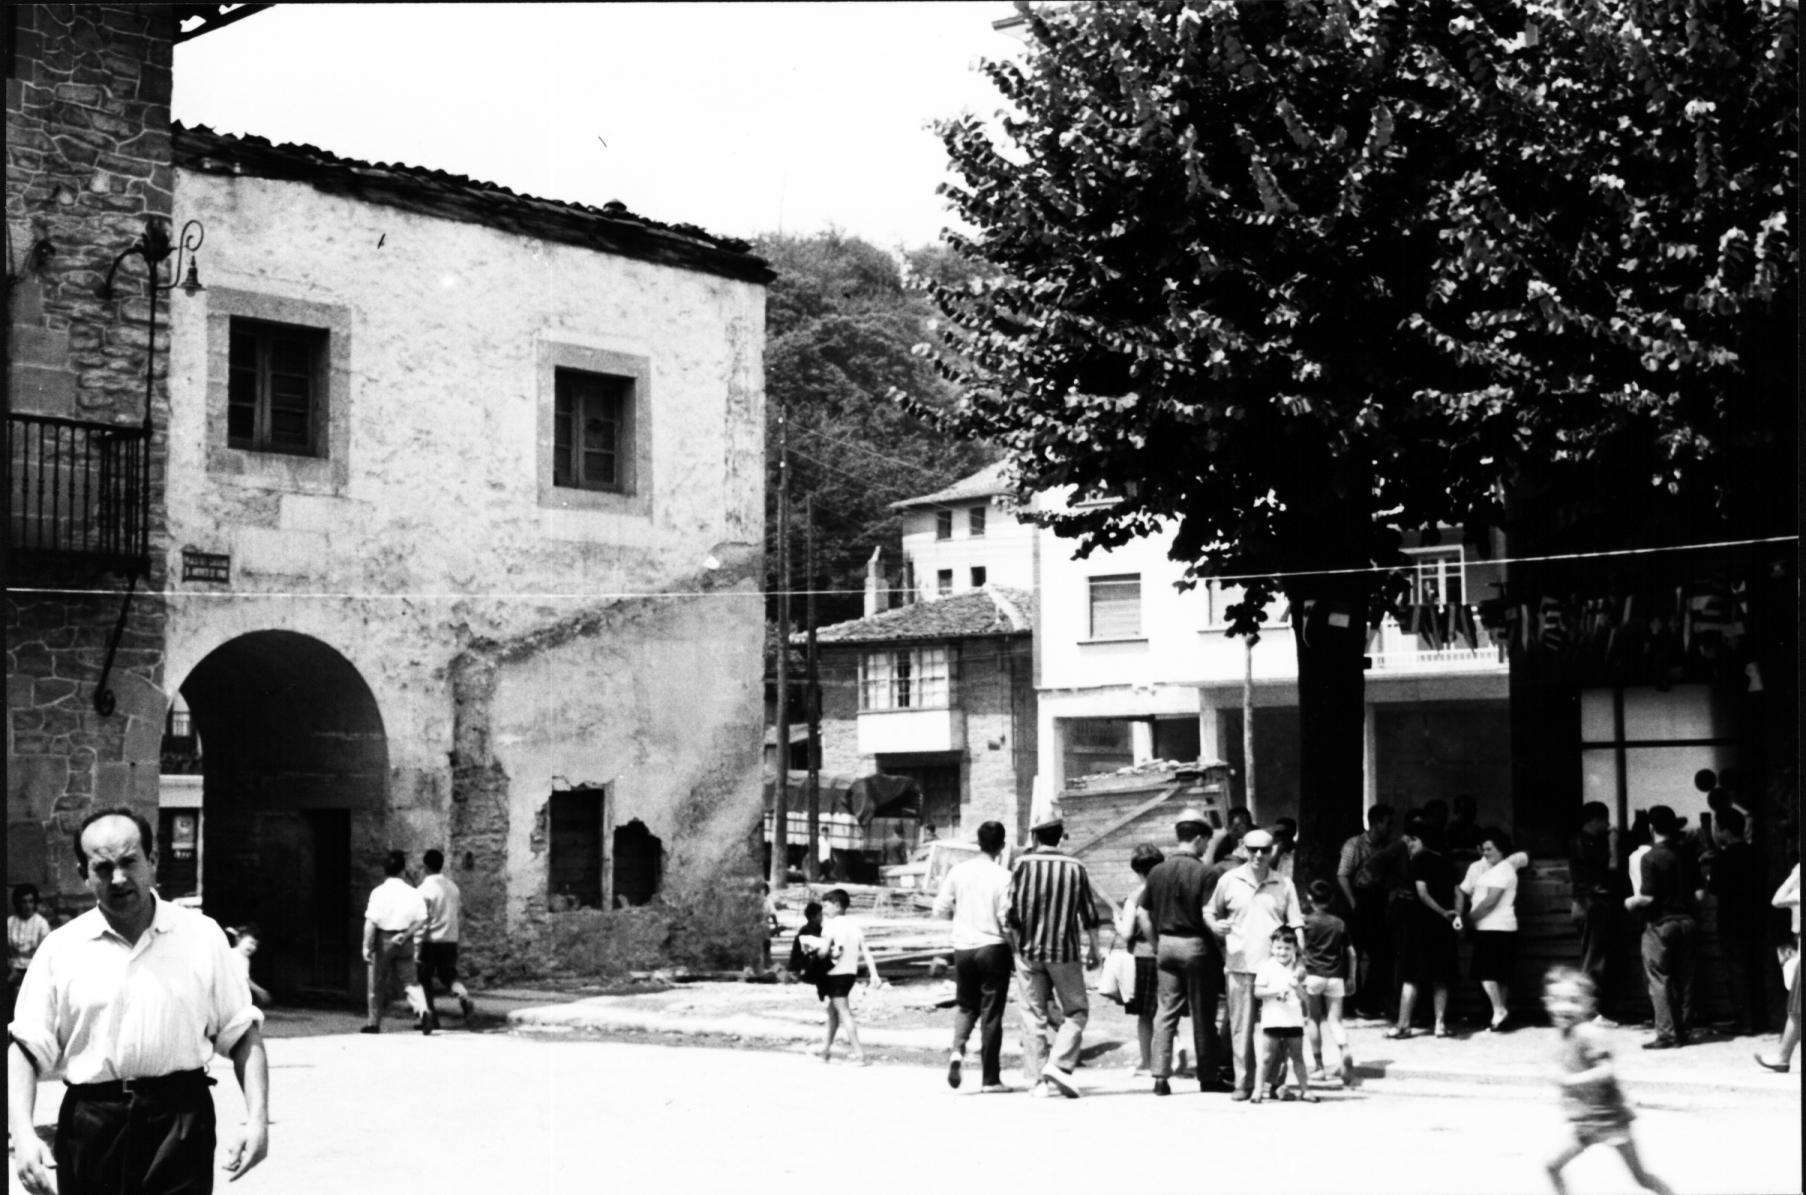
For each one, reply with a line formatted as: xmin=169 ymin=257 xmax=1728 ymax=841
xmin=179 ymin=631 xmax=387 ymax=1001
xmin=612 ymin=819 xmax=662 ymax=907
xmin=549 ymin=788 xmax=605 ymax=909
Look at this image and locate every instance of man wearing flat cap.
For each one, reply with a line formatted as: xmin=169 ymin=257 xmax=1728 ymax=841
xmin=1137 ymin=809 xmax=1231 ymax=1095
xmin=1626 ymin=804 xmax=1704 ymax=1049
xmin=1006 ymin=810 xmax=1102 ymax=1098
xmin=1206 ymin=826 xmax=1304 ymax=1100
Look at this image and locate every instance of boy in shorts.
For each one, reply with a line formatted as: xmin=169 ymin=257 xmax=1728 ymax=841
xmin=1252 ymin=926 xmax=1317 ymax=1102
xmin=809 ymin=888 xmax=884 ymax=1064
xmin=1301 ymin=879 xmax=1356 ymax=1085
xmin=1543 ymin=967 xmax=1676 ymax=1195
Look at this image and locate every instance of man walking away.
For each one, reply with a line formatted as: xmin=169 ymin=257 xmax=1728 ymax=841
xmin=1141 ymin=809 xmax=1231 ymax=1095
xmin=1626 ymin=806 xmax=1703 ymax=1049
xmin=932 ymin=820 xmax=1014 ymax=1092
xmin=1338 ymin=805 xmax=1396 ymax=1019
xmin=1007 ymin=811 xmax=1103 ymax=1098
xmin=364 ymin=850 xmax=433 ymax=1034
xmin=1706 ymin=809 xmax=1765 ymax=1036
xmin=1569 ymin=802 xmax=1626 ymax=1026
xmin=8 ymin=807 xmax=270 ymax=1194
xmin=418 ymin=849 xmax=475 ymax=1027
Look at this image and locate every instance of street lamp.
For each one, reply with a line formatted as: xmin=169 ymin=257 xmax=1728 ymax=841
xmin=90 ymin=216 xmax=205 ymax=716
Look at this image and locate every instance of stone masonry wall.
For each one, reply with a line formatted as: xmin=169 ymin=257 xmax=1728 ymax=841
xmin=6 ymin=5 xmax=174 ymax=909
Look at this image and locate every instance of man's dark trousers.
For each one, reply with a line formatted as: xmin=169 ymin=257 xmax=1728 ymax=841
xmin=951 ymin=943 xmax=1013 ymax=1086
xmin=1642 ymin=915 xmax=1696 ymax=1043
xmin=1153 ymin=935 xmax=1223 ymax=1082
xmin=1577 ymin=895 xmax=1622 ymax=1015
xmin=57 ymin=1075 xmax=217 ymax=1194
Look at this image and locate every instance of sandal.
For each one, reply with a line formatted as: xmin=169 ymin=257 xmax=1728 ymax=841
xmin=1300 ymin=1090 xmax=1321 ymax=1103
xmin=1383 ymin=1028 xmax=1413 ymax=1040
xmin=1433 ymin=1025 xmax=1451 ymax=1038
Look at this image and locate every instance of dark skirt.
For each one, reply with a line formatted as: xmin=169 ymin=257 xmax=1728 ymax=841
xmin=1124 ymin=956 xmax=1160 ymax=1017
xmin=1473 ymin=931 xmax=1517 ymax=983
xmin=1405 ymin=909 xmax=1458 ymax=986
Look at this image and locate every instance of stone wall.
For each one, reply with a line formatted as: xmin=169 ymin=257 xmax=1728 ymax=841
xmin=161 ymin=164 xmax=768 ymax=984
xmin=6 ymin=5 xmax=175 ymax=908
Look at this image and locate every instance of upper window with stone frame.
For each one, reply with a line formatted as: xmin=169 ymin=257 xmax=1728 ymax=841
xmin=552 ymin=368 xmax=634 ymax=494
xmin=227 ymin=318 xmax=327 ymax=456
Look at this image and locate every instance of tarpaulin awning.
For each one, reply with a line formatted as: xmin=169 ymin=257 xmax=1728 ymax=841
xmin=764 ymin=771 xmax=921 ymax=825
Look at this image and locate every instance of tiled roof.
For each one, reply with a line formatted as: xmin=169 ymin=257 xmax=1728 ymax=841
xmin=172 ymin=124 xmax=774 ymax=285
xmin=888 ymin=461 xmax=1012 ymax=511
xmin=804 ymin=586 xmax=1035 ymax=646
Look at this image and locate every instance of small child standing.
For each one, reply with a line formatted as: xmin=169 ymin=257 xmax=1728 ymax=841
xmin=1251 ymin=926 xmax=1316 ymax=1103
xmin=1301 ymin=879 xmax=1356 ymax=1086
xmin=1543 ymin=967 xmax=1676 ymax=1195
xmin=811 ymin=888 xmax=883 ymax=1065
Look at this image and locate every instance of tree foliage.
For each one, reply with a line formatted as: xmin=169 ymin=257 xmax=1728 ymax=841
xmin=920 ymin=0 xmax=1796 ymax=628
xmin=757 ymin=231 xmax=995 ymax=629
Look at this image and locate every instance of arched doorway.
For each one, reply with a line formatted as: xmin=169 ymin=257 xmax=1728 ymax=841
xmin=176 ymin=631 xmax=387 ymax=999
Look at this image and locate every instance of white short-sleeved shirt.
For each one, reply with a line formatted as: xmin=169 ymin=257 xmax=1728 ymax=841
xmin=822 ymin=917 xmax=866 ymax=977
xmin=8 ymin=896 xmax=262 ymax=1084
xmin=932 ymin=855 xmax=1010 ymax=950
xmin=1460 ymin=859 xmax=1519 ymax=932
xmin=366 ymin=876 xmax=428 ymax=934
xmin=1253 ymin=957 xmax=1306 ymax=1029
xmin=417 ymin=873 xmax=462 ymax=944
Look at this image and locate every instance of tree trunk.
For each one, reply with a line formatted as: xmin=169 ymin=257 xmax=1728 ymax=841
xmin=1288 ymin=571 xmax=1371 ymax=894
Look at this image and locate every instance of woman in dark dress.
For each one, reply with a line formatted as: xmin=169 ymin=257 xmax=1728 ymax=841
xmin=1390 ymin=817 xmax=1459 ymax=1038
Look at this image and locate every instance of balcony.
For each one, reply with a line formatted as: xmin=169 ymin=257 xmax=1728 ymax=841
xmin=857 ymin=707 xmax=966 ymax=755
xmin=1367 ymin=615 xmax=1507 ymax=674
xmin=8 ymin=413 xmax=151 ymax=573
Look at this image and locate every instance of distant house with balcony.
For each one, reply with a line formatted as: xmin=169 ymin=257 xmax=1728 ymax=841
xmin=865 ymin=460 xmax=1033 ymax=606
xmin=1032 ymin=485 xmax=1513 ymax=829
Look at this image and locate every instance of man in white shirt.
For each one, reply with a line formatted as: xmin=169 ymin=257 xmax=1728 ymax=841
xmin=363 ymin=850 xmax=432 ymax=1034
xmin=1205 ymin=827 xmax=1304 ymax=1102
xmin=417 ymin=849 xmax=474 ymax=1027
xmin=7 ymin=807 xmax=270 ymax=1194
xmin=932 ymin=820 xmax=1012 ymax=1093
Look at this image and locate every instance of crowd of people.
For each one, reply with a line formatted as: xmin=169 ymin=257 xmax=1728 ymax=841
xmin=808 ymin=781 xmax=1804 ymax=1107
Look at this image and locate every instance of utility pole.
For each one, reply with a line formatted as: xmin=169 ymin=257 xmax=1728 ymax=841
xmin=805 ymin=494 xmax=821 ymax=882
xmin=1243 ymin=633 xmax=1257 ymax=820
xmin=770 ymin=400 xmax=791 ymax=890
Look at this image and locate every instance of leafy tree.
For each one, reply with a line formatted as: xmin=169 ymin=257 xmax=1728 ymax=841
xmin=757 ymin=231 xmax=994 ymax=632
xmin=919 ymin=0 xmax=1795 ymax=878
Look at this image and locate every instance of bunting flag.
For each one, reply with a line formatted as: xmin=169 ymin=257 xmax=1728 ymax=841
xmin=1538 ymin=595 xmax=1569 ymax=653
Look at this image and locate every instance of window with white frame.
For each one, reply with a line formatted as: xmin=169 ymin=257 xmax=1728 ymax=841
xmin=936 ymin=569 xmax=953 ymax=597
xmin=1406 ymin=546 xmax=1465 ymax=606
xmin=1088 ymin=574 xmax=1142 ymax=639
xmin=968 ymin=506 xmax=987 ymax=537
xmin=935 ymin=509 xmax=953 ymax=539
xmin=860 ymin=646 xmax=953 ymax=710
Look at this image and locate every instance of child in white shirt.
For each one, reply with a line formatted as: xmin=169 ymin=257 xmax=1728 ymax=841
xmin=807 ymin=888 xmax=883 ymax=1065
xmin=1252 ymin=926 xmax=1316 ymax=1102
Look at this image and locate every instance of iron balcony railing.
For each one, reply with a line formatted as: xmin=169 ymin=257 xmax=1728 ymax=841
xmin=7 ymin=413 xmax=151 ymax=569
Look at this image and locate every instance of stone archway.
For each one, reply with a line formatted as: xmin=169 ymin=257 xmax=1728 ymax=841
xmin=178 ymin=631 xmax=387 ymax=999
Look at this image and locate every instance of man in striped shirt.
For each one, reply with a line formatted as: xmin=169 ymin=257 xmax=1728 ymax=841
xmin=1006 ymin=811 xmax=1103 ymax=1098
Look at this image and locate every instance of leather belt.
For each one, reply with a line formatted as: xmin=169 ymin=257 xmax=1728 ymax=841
xmin=65 ymin=1069 xmax=213 ymax=1100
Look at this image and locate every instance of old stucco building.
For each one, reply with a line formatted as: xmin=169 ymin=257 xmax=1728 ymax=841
xmin=8 ymin=6 xmax=775 ymax=996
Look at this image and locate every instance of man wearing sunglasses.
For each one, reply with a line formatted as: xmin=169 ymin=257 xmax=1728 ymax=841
xmin=1206 ymin=827 xmax=1305 ymax=1101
